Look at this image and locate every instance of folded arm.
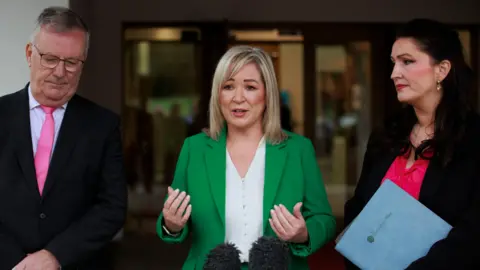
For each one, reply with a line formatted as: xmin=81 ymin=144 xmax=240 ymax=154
xmin=290 ymin=138 xmax=336 ymax=257
xmin=45 ymin=118 xmax=128 ymax=266
xmin=345 ymin=131 xmax=480 ymax=269
xmin=406 ymin=174 xmax=480 ymax=269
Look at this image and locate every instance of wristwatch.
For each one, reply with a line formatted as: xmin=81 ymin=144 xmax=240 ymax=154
xmin=162 ymin=224 xmax=181 ymax=237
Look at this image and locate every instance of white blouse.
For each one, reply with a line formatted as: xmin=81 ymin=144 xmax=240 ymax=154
xmin=225 ymin=137 xmax=266 ymax=263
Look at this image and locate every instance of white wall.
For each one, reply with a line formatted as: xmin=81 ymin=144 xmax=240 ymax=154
xmin=0 ymin=1 xmax=69 ymax=96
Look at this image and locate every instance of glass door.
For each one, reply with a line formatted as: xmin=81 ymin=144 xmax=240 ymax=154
xmin=303 ymin=24 xmax=383 ymax=228
xmin=123 ymin=27 xmax=203 ymax=194
xmin=313 ymin=42 xmax=372 ymax=220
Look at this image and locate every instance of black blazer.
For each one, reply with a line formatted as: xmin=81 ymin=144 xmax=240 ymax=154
xmin=344 ymin=112 xmax=480 ymax=270
xmin=0 ymin=85 xmax=127 ymax=269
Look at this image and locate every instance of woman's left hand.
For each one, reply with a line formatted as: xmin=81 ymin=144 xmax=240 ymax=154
xmin=269 ymin=202 xmax=309 ymax=243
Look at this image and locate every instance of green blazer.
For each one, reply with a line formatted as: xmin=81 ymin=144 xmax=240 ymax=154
xmin=156 ymin=130 xmax=336 ymax=269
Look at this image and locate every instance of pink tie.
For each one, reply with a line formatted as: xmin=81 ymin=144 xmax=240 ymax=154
xmin=34 ymin=106 xmax=56 ymax=195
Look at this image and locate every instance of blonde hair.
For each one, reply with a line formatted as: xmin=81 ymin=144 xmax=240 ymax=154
xmin=207 ymin=45 xmax=286 ymax=144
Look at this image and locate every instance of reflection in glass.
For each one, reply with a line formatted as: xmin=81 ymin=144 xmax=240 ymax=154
xmin=123 ymin=28 xmax=201 ymax=195
xmin=457 ymin=30 xmax=471 ymax=66
xmin=314 ymin=42 xmax=371 ymax=218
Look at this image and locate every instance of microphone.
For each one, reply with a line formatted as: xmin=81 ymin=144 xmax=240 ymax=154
xmin=203 ymin=242 xmax=242 ymax=270
xmin=248 ymin=236 xmax=290 ymax=269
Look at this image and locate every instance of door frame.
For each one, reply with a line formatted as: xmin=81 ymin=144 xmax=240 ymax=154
xmin=302 ymin=23 xmax=394 ymax=144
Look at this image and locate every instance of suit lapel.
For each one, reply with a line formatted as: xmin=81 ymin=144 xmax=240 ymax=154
xmin=41 ymin=95 xmax=82 ymax=198
xmin=367 ymin=152 xmax=396 ymax=198
xmin=419 ymin=156 xmax=443 ymax=207
xmin=205 ymin=131 xmax=227 ymax=227
xmin=263 ymin=140 xmax=287 ymax=232
xmin=13 ymin=88 xmax=39 ymax=198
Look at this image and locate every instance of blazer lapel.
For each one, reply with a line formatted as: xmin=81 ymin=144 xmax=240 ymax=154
xmin=13 ymin=88 xmax=39 ymax=198
xmin=263 ymin=140 xmax=287 ymax=232
xmin=205 ymin=131 xmax=227 ymax=227
xmin=419 ymin=156 xmax=443 ymax=208
xmin=41 ymin=95 xmax=82 ymax=198
xmin=367 ymin=151 xmax=396 ymax=199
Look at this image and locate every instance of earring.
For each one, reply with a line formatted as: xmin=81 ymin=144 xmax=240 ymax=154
xmin=436 ymin=80 xmax=441 ymax=91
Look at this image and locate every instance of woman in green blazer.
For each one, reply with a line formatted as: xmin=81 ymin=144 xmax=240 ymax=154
xmin=157 ymin=45 xmax=336 ymax=269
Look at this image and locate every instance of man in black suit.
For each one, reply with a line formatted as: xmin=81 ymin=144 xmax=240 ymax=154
xmin=0 ymin=6 xmax=127 ymax=269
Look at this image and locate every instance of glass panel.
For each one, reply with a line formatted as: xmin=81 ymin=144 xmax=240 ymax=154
xmin=278 ymin=43 xmax=304 ymax=134
xmin=123 ymin=28 xmax=202 ymax=195
xmin=457 ymin=30 xmax=471 ymax=66
xmin=229 ymin=29 xmax=303 ymax=42
xmin=314 ymin=42 xmax=371 ymax=218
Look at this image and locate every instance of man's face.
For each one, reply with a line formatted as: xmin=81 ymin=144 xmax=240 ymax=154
xmin=26 ymin=26 xmax=87 ymax=107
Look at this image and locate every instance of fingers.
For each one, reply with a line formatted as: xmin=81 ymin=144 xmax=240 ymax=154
xmin=163 ymin=187 xmax=192 ymax=230
xmin=270 ymin=209 xmax=287 ymax=236
xmin=274 ymin=205 xmax=293 ymax=230
xmin=269 ymin=203 xmax=306 ymax=242
xmin=176 ymin=194 xmax=191 ymax=216
xmin=164 ymin=188 xmax=180 ymax=210
xmin=279 ymin=204 xmax=297 ymax=224
xmin=269 ymin=218 xmax=284 ymax=239
xmin=13 ymin=260 xmax=26 ymax=270
xmin=181 ymin=205 xmax=192 ymax=223
xmin=293 ymin=202 xmax=303 ymax=219
xmin=169 ymin=191 xmax=187 ymax=215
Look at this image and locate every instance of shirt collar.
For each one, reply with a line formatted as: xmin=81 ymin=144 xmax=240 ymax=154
xmin=28 ymin=84 xmax=68 ymax=110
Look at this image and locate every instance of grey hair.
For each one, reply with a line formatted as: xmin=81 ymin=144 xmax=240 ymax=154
xmin=30 ymin=6 xmax=90 ymax=56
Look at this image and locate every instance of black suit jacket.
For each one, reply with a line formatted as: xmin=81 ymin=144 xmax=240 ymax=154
xmin=344 ymin=112 xmax=480 ymax=270
xmin=0 ymin=86 xmax=127 ymax=269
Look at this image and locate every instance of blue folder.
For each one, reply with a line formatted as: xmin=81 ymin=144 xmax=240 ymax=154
xmin=335 ymin=180 xmax=452 ymax=270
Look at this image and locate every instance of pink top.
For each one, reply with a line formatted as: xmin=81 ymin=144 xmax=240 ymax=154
xmin=381 ymin=149 xmax=432 ymax=200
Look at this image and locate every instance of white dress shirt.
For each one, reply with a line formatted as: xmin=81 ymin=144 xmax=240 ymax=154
xmin=225 ymin=137 xmax=266 ymax=263
xmin=28 ymin=86 xmax=67 ymax=156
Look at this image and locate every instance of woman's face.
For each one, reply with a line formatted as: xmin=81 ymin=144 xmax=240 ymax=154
xmin=390 ymin=38 xmax=442 ymax=105
xmin=220 ymin=62 xmax=266 ymax=131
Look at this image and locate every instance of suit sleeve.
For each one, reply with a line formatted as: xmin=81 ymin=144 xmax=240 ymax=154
xmin=0 ymin=222 xmax=26 ymax=269
xmin=343 ymin=132 xmax=375 ymax=270
xmin=0 ymin=131 xmax=26 ymax=268
xmin=405 ymin=164 xmax=480 ymax=269
xmin=45 ymin=116 xmax=128 ymax=266
xmin=156 ymin=138 xmax=191 ymax=243
xmin=290 ymin=138 xmax=336 ymax=257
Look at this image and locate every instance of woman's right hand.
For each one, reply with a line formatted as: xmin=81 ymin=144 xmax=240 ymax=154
xmin=162 ymin=186 xmax=192 ymax=233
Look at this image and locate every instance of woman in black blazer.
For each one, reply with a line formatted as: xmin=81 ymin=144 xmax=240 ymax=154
xmin=344 ymin=19 xmax=480 ymax=269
